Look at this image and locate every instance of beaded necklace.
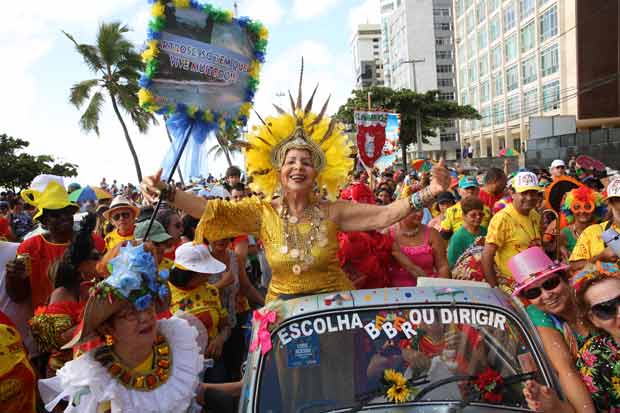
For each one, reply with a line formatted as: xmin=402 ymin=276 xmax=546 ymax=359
xmin=94 ymin=334 xmax=172 ymax=391
xmin=279 ymin=202 xmax=328 ymax=275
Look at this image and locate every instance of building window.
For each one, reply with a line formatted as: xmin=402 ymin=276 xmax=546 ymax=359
xmin=470 ymin=86 xmax=478 ymax=106
xmin=440 ymin=133 xmax=457 ymax=142
xmin=465 ymin=0 xmax=473 ymax=9
xmin=504 ymin=34 xmax=517 ymax=62
xmin=520 ymin=21 xmax=535 ymax=53
xmin=439 ymin=92 xmax=455 ymax=100
xmin=479 ymin=53 xmax=489 ymax=78
xmin=542 ymin=80 xmax=560 ymax=111
xmin=521 ymin=55 xmax=537 ymax=85
xmin=433 ymin=8 xmax=450 ymax=16
xmin=506 ymin=65 xmax=519 ymax=91
xmin=540 ymin=44 xmax=559 ymax=77
xmin=459 ymin=68 xmax=467 ymax=87
xmin=461 ymin=90 xmax=468 ymax=105
xmin=436 ymin=50 xmax=452 ymax=59
xmin=438 ymin=78 xmax=454 ymax=87
xmin=481 ymin=106 xmax=491 ymax=127
xmin=466 ymin=10 xmax=476 ymax=33
xmin=494 ymin=101 xmax=505 ymax=123
xmin=480 ymin=80 xmax=490 ymax=103
xmin=540 ymin=5 xmax=558 ymax=42
xmin=491 ymin=44 xmax=502 ymax=70
xmin=507 ymin=95 xmax=520 ymax=120
xmin=503 ymin=2 xmax=516 ymax=32
xmin=456 ymin=0 xmax=464 ymax=16
xmin=437 ymin=64 xmax=453 ymax=73
xmin=436 ymin=37 xmax=451 ymax=46
xmin=523 ymin=88 xmax=538 ymax=115
xmin=492 ymin=72 xmax=504 ymax=95
xmin=489 ymin=15 xmax=501 ymax=43
xmin=434 ymin=22 xmax=451 ymax=30
xmin=538 ymin=0 xmax=553 ymax=9
xmin=476 ymin=1 xmax=486 ymax=23
xmin=468 ymin=61 xmax=477 ymax=83
xmin=487 ymin=0 xmax=500 ymax=13
xmin=467 ymin=36 xmax=476 ymax=59
xmin=477 ymin=28 xmax=488 ymax=50
xmin=520 ymin=0 xmax=535 ymax=19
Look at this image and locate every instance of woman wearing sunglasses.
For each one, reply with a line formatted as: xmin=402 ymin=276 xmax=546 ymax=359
xmin=102 ymin=195 xmax=139 ymax=251
xmin=573 ymin=264 xmax=620 ymax=412
xmin=509 ymin=247 xmax=596 ymax=412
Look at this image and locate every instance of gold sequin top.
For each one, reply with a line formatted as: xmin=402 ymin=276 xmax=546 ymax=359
xmin=195 ymin=197 xmax=352 ymax=302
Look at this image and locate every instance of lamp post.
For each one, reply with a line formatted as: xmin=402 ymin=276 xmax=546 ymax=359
xmin=399 ymin=59 xmax=425 ymax=160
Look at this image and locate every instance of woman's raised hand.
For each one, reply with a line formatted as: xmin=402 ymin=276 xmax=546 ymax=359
xmin=140 ymin=169 xmax=165 ymax=204
xmin=429 ymin=158 xmax=451 ymax=196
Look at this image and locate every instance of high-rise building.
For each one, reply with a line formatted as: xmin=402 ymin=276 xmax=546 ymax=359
xmin=380 ymin=0 xmax=397 ymax=87
xmin=386 ymin=0 xmax=459 ymax=159
xmin=454 ymin=0 xmax=620 ymax=159
xmin=351 ymin=24 xmax=384 ymax=89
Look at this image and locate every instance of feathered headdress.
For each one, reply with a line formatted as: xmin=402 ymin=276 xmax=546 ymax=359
xmin=245 ymin=59 xmax=353 ymax=199
xmin=560 ymin=186 xmax=606 ymax=225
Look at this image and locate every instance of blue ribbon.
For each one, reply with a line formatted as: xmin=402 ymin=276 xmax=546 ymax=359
xmin=161 ymin=112 xmax=218 ymax=180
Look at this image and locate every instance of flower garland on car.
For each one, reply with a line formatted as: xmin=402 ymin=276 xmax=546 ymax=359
xmin=470 ymin=367 xmax=504 ymax=404
xmin=138 ymin=0 xmax=268 ymax=134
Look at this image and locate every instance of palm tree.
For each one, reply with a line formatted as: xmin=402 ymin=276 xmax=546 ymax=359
xmin=64 ymin=22 xmax=156 ymax=182
xmin=208 ymin=126 xmax=250 ymax=167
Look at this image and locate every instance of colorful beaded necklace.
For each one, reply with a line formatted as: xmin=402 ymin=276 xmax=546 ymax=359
xmin=94 ymin=334 xmax=172 ymax=391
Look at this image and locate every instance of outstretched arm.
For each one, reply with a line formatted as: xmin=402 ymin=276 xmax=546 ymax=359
xmin=141 ymin=169 xmax=206 ymax=218
xmin=331 ymin=162 xmax=451 ymax=232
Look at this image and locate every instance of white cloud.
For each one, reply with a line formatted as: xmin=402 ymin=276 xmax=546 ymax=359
xmin=238 ymin=0 xmax=286 ymax=25
xmin=348 ymin=0 xmax=381 ymax=33
xmin=292 ymin=0 xmax=342 ymax=20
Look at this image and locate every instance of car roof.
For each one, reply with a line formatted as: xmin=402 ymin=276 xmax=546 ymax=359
xmin=273 ymin=279 xmax=517 ymax=320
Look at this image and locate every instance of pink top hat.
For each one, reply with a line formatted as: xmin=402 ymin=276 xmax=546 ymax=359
xmin=508 ymin=247 xmax=568 ymax=296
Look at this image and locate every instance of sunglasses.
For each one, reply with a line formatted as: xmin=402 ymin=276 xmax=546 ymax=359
xmin=520 ymin=276 xmax=562 ymax=300
xmin=112 ymin=211 xmax=132 ymax=221
xmin=590 ymin=295 xmax=620 ymax=320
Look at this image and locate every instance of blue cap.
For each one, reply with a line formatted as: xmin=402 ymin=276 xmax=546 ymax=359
xmin=458 ymin=176 xmax=479 ymax=189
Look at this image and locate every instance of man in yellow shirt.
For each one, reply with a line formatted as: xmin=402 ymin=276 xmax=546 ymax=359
xmin=570 ymin=178 xmax=620 ymax=271
xmin=440 ymin=176 xmax=491 ymax=239
xmin=103 ymin=196 xmax=139 ymax=251
xmin=482 ymin=171 xmax=543 ymax=294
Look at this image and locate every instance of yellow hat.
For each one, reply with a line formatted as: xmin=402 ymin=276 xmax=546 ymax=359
xmin=21 ymin=180 xmax=79 ymax=221
xmin=0 ymin=322 xmax=27 ymax=377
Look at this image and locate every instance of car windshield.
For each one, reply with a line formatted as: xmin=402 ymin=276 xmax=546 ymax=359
xmin=256 ymin=304 xmax=547 ymax=412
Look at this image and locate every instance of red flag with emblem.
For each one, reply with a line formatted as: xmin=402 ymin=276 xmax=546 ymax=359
xmin=356 ymin=124 xmax=386 ymax=167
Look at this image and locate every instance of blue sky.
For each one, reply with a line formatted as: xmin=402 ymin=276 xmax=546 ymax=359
xmin=1 ymin=0 xmax=379 ymax=186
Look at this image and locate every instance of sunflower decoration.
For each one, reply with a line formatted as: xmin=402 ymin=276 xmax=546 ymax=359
xmin=382 ymin=369 xmax=417 ymax=404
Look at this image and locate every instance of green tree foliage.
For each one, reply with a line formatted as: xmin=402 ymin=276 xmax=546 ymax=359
xmin=208 ymin=126 xmax=250 ymax=167
xmin=64 ymin=22 xmax=157 ymax=182
xmin=335 ymin=87 xmax=481 ymax=167
xmin=0 ymin=134 xmax=78 ymax=191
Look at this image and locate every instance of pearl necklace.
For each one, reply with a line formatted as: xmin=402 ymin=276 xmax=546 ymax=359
xmin=280 ymin=202 xmax=328 ymax=275
xmin=400 ymin=225 xmax=421 ymax=237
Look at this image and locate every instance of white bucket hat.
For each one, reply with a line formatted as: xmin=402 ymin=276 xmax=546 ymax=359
xmin=174 ymin=242 xmax=226 ymax=274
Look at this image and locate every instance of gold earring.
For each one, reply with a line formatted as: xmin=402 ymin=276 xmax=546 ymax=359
xmin=105 ymin=334 xmax=114 ymax=346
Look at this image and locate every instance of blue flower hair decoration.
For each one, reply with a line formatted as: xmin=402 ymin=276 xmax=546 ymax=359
xmin=94 ymin=244 xmax=170 ymax=311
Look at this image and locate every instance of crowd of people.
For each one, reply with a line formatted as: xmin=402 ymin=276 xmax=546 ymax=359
xmin=1 ymin=84 xmax=620 ymax=412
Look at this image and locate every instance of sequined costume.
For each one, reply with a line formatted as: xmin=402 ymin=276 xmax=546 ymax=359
xmin=29 ymin=301 xmax=83 ymax=373
xmin=195 ymin=197 xmax=352 ymax=302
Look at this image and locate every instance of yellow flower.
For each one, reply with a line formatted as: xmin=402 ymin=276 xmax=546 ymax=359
xmin=151 ymin=2 xmax=165 ymax=17
xmin=138 ymin=89 xmax=154 ymax=106
xmin=173 ymin=0 xmax=190 ymax=8
xmin=580 ymin=365 xmax=593 ymax=378
xmin=613 ymin=377 xmax=620 ymax=397
xmin=384 ymin=369 xmax=407 ymax=386
xmin=203 ymin=110 xmax=214 ymax=122
xmin=258 ymin=25 xmax=269 ymax=40
xmin=386 ymin=383 xmax=410 ymax=403
xmin=141 ymin=41 xmax=159 ymax=62
xmin=186 ymin=105 xmax=198 ymax=117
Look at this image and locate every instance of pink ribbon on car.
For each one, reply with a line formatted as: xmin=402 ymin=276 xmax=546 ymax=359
xmin=249 ymin=309 xmax=277 ymax=355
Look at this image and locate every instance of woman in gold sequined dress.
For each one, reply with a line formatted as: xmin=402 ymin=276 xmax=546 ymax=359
xmin=141 ymin=72 xmax=450 ymax=303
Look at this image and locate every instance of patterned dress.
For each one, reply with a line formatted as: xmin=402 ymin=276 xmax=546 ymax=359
xmin=576 ymin=334 xmax=620 ymax=412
